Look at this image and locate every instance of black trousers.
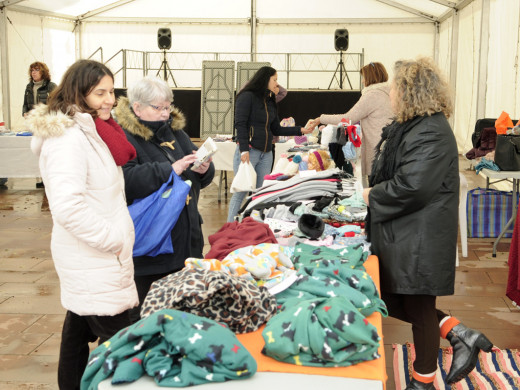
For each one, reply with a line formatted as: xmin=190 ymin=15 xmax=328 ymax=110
xmin=382 ymin=293 xmax=448 ymax=374
xmin=57 ymin=309 xmax=132 ymax=390
xmin=130 ymin=272 xmax=170 ymax=323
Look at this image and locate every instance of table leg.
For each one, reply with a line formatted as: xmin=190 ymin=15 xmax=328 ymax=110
xmin=492 ymin=178 xmax=518 ymax=257
xmin=223 ymin=171 xmax=228 ymax=198
xmin=218 ymin=170 xmax=224 ymax=203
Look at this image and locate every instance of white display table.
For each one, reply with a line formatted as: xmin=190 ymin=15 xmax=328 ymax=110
xmin=0 ymin=135 xmax=40 ymax=177
xmin=212 ymin=141 xmax=296 ymax=202
xmin=96 ymin=255 xmax=386 ymax=390
xmin=478 ymin=168 xmax=520 ymax=256
xmin=98 ymin=372 xmax=383 ymax=389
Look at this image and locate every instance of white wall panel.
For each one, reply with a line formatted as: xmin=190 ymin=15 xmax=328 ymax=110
xmin=6 ymin=11 xmax=74 ymax=130
xmin=485 ymin=0 xmax=520 ymax=120
xmin=453 ymin=0 xmax=482 ymax=154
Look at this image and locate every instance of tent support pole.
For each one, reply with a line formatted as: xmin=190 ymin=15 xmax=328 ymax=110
xmin=250 ymin=0 xmax=256 ymax=62
xmin=0 ymin=8 xmax=10 ymax=129
xmin=448 ymin=9 xmax=460 ymax=129
xmin=476 ymin=0 xmax=490 ymax=120
xmin=74 ymin=20 xmax=82 ymax=60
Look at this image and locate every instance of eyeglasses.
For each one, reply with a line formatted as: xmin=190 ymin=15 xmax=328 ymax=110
xmin=148 ymin=103 xmax=173 ymax=113
xmin=31 ymin=68 xmax=41 ymax=72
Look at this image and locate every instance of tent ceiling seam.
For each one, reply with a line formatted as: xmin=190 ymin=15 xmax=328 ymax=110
xmin=374 ymin=0 xmax=437 ymax=22
xmin=78 ymin=0 xmax=136 ymax=21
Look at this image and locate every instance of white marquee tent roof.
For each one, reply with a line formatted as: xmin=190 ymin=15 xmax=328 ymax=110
xmin=1 ymin=0 xmax=519 ymax=155
xmin=3 ymin=0 xmax=465 ymax=22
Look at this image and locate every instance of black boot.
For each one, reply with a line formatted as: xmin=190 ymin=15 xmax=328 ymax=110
xmin=404 ymin=378 xmax=435 ymax=390
xmin=445 ymin=323 xmax=493 ymax=384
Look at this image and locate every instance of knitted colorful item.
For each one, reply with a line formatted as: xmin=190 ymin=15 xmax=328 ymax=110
xmin=262 ymin=296 xmax=381 ymax=367
xmin=81 ymin=309 xmax=257 ymax=389
xmin=294 ymin=135 xmax=308 ymax=144
xmin=140 ymin=268 xmax=277 ymax=333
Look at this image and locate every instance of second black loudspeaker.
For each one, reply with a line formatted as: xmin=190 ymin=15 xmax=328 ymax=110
xmin=158 ymin=28 xmax=172 ymax=50
xmin=334 ymin=29 xmax=349 ymax=51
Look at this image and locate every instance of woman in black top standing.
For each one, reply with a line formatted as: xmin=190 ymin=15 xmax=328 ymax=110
xmin=227 ymin=66 xmax=313 ymax=222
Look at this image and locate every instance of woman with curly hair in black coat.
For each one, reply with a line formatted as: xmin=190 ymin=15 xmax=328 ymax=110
xmin=363 ymin=57 xmax=493 ymax=389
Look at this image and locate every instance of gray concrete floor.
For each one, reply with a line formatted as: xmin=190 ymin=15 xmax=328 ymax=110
xmin=0 ymin=158 xmax=519 ymax=389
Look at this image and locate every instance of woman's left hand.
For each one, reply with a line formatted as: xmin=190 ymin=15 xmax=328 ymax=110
xmin=192 ymin=158 xmax=212 ymax=174
xmin=362 ymin=188 xmax=371 ymax=206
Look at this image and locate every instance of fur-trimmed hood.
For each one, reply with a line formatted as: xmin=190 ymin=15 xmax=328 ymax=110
xmin=26 ymin=104 xmax=75 ymax=139
xmin=114 ymin=96 xmax=186 ymax=141
xmin=27 ymin=104 xmax=99 ymax=157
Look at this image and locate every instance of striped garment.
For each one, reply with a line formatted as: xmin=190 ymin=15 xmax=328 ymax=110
xmin=393 ymin=342 xmax=520 ymax=389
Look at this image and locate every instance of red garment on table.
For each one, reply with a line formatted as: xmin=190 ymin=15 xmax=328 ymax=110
xmin=205 ymin=217 xmax=277 ymax=260
xmin=506 ymin=200 xmax=520 ymax=306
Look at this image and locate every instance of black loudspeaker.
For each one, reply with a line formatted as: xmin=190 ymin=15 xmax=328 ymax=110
xmin=157 ymin=28 xmax=172 ymax=50
xmin=334 ymin=29 xmax=349 ymax=51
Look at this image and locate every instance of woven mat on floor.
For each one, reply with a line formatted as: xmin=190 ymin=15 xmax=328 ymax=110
xmin=393 ymin=342 xmax=520 ymax=389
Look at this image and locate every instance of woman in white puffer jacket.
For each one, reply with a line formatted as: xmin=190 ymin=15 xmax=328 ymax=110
xmin=29 ymin=59 xmax=138 ymax=390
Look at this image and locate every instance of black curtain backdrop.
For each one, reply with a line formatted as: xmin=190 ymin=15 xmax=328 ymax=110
xmin=115 ymin=89 xmax=361 ymax=138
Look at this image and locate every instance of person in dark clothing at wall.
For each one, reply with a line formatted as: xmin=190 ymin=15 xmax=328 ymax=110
xmin=363 ymin=57 xmax=493 ymax=390
xmin=115 ymin=76 xmax=215 ymax=322
xmin=23 ymin=61 xmax=57 ymax=117
xmin=22 ymin=61 xmax=57 ymax=188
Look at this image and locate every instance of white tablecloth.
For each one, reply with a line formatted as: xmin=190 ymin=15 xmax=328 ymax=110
xmin=0 ymin=135 xmax=40 ymax=177
xmin=98 ymin=370 xmax=383 ymax=389
xmin=212 ymin=141 xmax=295 ymax=172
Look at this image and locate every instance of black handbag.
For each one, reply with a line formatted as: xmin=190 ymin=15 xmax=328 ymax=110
xmin=495 ymin=134 xmax=520 ymax=171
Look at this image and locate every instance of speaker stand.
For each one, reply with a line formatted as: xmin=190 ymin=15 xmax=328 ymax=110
xmin=328 ymin=51 xmax=352 ymax=90
xmin=157 ymin=50 xmax=177 ymax=87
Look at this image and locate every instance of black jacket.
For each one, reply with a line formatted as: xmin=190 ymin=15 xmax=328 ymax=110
xmin=115 ymin=97 xmax=215 ymax=277
xmin=23 ymin=80 xmax=57 ymax=115
xmin=235 ymin=90 xmax=302 ymax=153
xmin=368 ymin=113 xmax=459 ymax=296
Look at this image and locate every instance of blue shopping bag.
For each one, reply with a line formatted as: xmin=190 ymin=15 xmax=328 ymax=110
xmin=128 ymin=171 xmax=191 ymax=257
xmin=466 ymin=187 xmax=519 ymax=238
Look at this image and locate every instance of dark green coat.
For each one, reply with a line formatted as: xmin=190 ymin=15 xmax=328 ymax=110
xmin=368 ymin=113 xmax=459 ymax=296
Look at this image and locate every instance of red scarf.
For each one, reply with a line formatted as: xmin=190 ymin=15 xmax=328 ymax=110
xmin=94 ymin=117 xmax=136 ymax=166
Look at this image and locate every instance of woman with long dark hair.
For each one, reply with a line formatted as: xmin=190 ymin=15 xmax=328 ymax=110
xmin=227 ymin=66 xmax=313 ymax=222
xmin=29 ymin=59 xmax=138 ymax=389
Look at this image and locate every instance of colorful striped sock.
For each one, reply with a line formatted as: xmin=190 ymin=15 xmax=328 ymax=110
xmin=440 ymin=316 xmax=461 ymax=339
xmin=412 ymin=371 xmax=436 ymax=383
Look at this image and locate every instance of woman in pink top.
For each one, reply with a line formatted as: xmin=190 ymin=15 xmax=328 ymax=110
xmin=309 ymin=62 xmax=393 ymax=186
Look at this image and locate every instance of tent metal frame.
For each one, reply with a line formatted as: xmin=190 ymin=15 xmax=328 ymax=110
xmin=0 ymin=0 xmax=479 ymax=129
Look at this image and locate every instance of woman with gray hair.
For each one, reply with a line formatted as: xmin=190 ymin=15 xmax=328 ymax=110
xmin=115 ymin=76 xmax=214 ymax=321
xmin=363 ymin=57 xmax=492 ymax=389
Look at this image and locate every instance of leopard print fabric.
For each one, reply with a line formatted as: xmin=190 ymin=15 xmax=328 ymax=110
xmin=141 ymin=268 xmax=277 ymax=333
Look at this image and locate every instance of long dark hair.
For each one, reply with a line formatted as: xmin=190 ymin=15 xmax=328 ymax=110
xmin=237 ymin=66 xmax=277 ymax=100
xmin=48 ymin=59 xmax=114 ymax=119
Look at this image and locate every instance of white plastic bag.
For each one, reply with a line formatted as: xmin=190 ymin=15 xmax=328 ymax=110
xmin=230 ymin=162 xmax=257 ymax=193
